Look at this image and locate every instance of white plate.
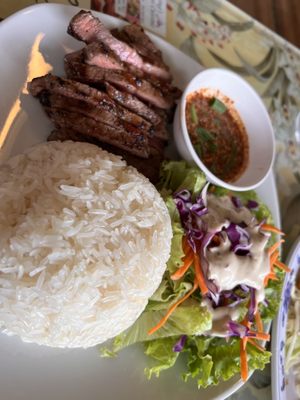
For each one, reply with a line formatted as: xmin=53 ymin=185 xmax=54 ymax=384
xmin=0 ymin=4 xmax=280 ymax=400
xmin=272 ymin=237 xmax=300 ymax=400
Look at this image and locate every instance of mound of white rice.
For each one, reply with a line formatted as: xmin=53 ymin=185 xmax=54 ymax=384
xmin=0 ymin=141 xmax=172 ymax=348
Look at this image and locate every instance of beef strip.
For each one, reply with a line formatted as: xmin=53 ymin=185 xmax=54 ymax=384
xmin=29 ymin=74 xmax=152 ymax=132
xmin=109 ymin=28 xmax=182 ymax=100
xmin=48 ymin=128 xmax=163 ymax=183
xmin=46 ymin=108 xmax=149 ymax=158
xmin=104 ymin=82 xmax=161 ymax=125
xmin=84 ymin=41 xmax=124 ymax=71
xmin=67 ymin=10 xmax=171 ymax=81
xmin=38 ymin=91 xmax=152 ymax=135
xmin=114 ymin=25 xmax=163 ymax=66
xmin=64 ymin=53 xmax=174 ymax=109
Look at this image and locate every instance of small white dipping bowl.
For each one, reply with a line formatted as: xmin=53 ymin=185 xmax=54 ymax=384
xmin=174 ymin=68 xmax=275 ymax=191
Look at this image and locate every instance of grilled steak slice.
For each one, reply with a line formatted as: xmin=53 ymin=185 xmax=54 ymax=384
xmin=46 ymin=108 xmax=149 ymax=158
xmin=29 ymin=74 xmax=152 ymax=132
xmin=28 ymin=72 xmax=104 ymax=100
xmin=67 ymin=10 xmax=171 ymax=81
xmin=84 ymin=41 xmax=124 ymax=71
xmin=104 ymin=82 xmax=161 ymax=125
xmin=48 ymin=128 xmax=163 ymax=183
xmin=38 ymin=91 xmax=151 ymax=134
xmin=114 ymin=25 xmax=164 ymax=67
xmin=152 ymin=121 xmax=169 ymax=141
xmin=110 ymin=28 xmax=181 ymax=98
xmin=64 ymin=54 xmax=174 ymax=110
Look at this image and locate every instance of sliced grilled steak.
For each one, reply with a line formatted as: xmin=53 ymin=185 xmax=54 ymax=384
xmin=84 ymin=41 xmax=124 ymax=71
xmin=38 ymin=91 xmax=152 ymax=135
xmin=46 ymin=108 xmax=149 ymax=158
xmin=152 ymin=121 xmax=169 ymax=141
xmin=48 ymin=128 xmax=163 ymax=183
xmin=67 ymin=10 xmax=171 ymax=81
xmin=104 ymin=82 xmax=161 ymax=125
xmin=64 ymin=54 xmax=174 ymax=110
xmin=29 ymin=74 xmax=152 ymax=132
xmin=28 ymin=72 xmax=104 ymax=100
xmin=110 ymin=28 xmax=182 ymax=98
xmin=115 ymin=24 xmax=164 ymax=67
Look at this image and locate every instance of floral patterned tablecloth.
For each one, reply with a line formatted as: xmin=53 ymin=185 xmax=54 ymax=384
xmin=1 ymin=1 xmax=300 ymax=399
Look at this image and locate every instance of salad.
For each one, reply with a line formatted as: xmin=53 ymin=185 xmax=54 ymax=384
xmin=102 ymin=161 xmax=289 ymax=388
xmin=286 ymin=270 xmax=300 ymax=395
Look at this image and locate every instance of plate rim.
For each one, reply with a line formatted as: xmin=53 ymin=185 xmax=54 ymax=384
xmin=0 ymin=3 xmax=281 ymax=400
xmin=271 ymin=236 xmax=300 ymax=400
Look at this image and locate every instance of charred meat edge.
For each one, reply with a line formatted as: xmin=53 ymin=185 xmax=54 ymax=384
xmin=67 ymin=10 xmax=171 ymax=81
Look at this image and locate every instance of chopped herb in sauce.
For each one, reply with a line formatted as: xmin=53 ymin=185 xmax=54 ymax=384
xmin=186 ymin=91 xmax=249 ymax=182
xmin=190 ymin=103 xmax=198 ymax=124
xmin=210 ymin=97 xmax=227 ymax=114
xmin=196 ymin=127 xmax=214 ymax=142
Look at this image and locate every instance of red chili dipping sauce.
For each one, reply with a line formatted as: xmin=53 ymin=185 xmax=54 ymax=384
xmin=185 ymin=90 xmax=249 ymax=182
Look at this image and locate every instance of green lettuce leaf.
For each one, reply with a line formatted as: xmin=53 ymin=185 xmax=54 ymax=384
xmin=103 ymin=301 xmax=212 ymax=354
xmin=99 ymin=161 xmax=282 ymax=388
xmin=163 ymin=196 xmax=185 ymax=275
xmin=144 ymin=337 xmax=180 ymax=378
xmin=144 ymin=336 xmax=271 ymax=388
xmin=158 ymin=160 xmax=206 ymax=196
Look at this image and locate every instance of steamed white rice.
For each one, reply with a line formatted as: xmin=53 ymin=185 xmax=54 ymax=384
xmin=0 ymin=141 xmax=172 ymax=348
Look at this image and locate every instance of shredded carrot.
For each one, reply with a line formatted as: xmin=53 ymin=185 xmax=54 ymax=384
xmin=194 ymin=254 xmax=209 ymax=295
xmin=254 ymin=310 xmax=263 ymax=332
xmin=248 ymin=338 xmax=265 ymax=352
xmin=182 ymin=236 xmax=190 ymax=254
xmin=148 ymin=278 xmax=198 ymax=335
xmin=171 ymin=252 xmax=194 ymax=280
xmin=242 ymin=337 xmax=248 ymax=351
xmin=264 ymin=272 xmax=279 ymax=286
xmin=240 ymin=339 xmax=248 ymax=382
xmin=268 ymin=240 xmax=284 ymax=256
xmin=248 ymin=331 xmax=270 ymax=341
xmin=270 ymin=249 xmax=280 ymax=265
xmin=274 ymin=259 xmax=291 ymax=273
xmin=241 ymin=317 xmax=250 ymax=350
xmin=261 ymin=224 xmax=285 ymax=236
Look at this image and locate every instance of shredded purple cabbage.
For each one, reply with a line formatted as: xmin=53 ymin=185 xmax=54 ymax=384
xmin=225 ymin=223 xmax=252 ymax=255
xmin=173 ymin=335 xmax=187 ymax=352
xmin=174 ymin=185 xmax=209 ymax=253
xmin=248 ymin=288 xmax=256 ymax=323
xmin=231 ymin=196 xmax=242 ymax=209
xmin=247 ymin=200 xmax=259 ymax=210
xmin=240 ymin=284 xmax=250 ymax=293
xmin=228 ymin=321 xmax=249 ymax=338
xmin=173 ymin=185 xmax=262 ymax=316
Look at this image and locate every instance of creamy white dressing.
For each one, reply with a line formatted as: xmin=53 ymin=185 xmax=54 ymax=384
xmin=203 ymin=194 xmax=271 ymax=304
xmin=202 ymin=299 xmax=241 ymax=337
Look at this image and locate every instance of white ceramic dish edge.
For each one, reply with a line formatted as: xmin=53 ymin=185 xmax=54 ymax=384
xmin=0 ymin=4 xmax=280 ymax=400
xmin=271 ymin=236 xmax=300 ymax=400
xmin=173 ymin=68 xmax=275 ymax=192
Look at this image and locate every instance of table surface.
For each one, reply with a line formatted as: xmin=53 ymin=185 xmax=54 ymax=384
xmin=230 ymin=0 xmax=300 ymax=48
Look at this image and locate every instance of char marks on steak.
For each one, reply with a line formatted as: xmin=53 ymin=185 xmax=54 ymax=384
xmin=104 ymin=82 xmax=161 ymax=125
xmin=111 ymin=25 xmax=164 ymax=70
xmin=38 ymin=91 xmax=152 ymax=135
xmin=67 ymin=10 xmax=171 ymax=81
xmin=84 ymin=41 xmax=124 ymax=71
xmin=46 ymin=108 xmax=149 ymax=158
xmin=29 ymin=11 xmax=182 ymax=179
xmin=64 ymin=52 xmax=174 ymax=110
xmin=29 ymin=74 xmax=152 ymax=133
